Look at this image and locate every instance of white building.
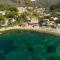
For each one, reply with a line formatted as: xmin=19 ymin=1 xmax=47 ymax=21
xmin=0 ymin=11 xmax=6 ymax=15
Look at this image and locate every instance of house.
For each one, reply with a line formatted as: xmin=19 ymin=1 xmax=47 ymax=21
xmin=27 ymin=17 xmax=31 ymax=22
xmin=55 ymin=12 xmax=60 ymax=16
xmin=8 ymin=18 xmax=16 ymax=24
xmin=17 ymin=7 xmax=26 ymax=14
xmin=26 ymin=7 xmax=33 ymax=10
xmin=42 ymin=19 xmax=49 ymax=26
xmin=44 ymin=13 xmax=50 ymax=19
xmin=28 ymin=17 xmax=39 ymax=26
xmin=57 ymin=24 xmax=60 ymax=29
xmin=51 ymin=17 xmax=58 ymax=21
xmin=47 ymin=21 xmax=57 ymax=28
xmin=36 ymin=8 xmax=45 ymax=16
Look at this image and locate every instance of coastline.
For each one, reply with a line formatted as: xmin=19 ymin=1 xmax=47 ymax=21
xmin=0 ymin=26 xmax=60 ymax=36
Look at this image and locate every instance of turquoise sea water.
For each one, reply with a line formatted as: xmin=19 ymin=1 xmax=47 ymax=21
xmin=0 ymin=30 xmax=60 ymax=60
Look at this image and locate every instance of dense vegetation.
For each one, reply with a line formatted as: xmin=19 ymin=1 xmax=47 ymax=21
xmin=0 ymin=1 xmax=60 ymax=27
xmin=50 ymin=3 xmax=60 ymax=12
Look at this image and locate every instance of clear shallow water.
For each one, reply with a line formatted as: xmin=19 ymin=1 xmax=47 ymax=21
xmin=0 ymin=30 xmax=60 ymax=60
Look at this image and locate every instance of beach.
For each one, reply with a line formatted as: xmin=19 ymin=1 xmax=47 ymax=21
xmin=0 ymin=26 xmax=60 ymax=36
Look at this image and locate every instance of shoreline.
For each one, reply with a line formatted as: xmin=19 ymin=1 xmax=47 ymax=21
xmin=0 ymin=26 xmax=60 ymax=36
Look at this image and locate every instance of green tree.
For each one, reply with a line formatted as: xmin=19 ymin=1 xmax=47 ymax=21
xmin=50 ymin=5 xmax=55 ymax=11
xmin=0 ymin=3 xmax=6 ymax=11
xmin=38 ymin=17 xmax=44 ymax=26
xmin=17 ymin=16 xmax=26 ymax=23
xmin=0 ymin=14 xmax=5 ymax=25
xmin=0 ymin=14 xmax=4 ymax=21
xmin=50 ymin=3 xmax=60 ymax=12
xmin=20 ymin=12 xmax=29 ymax=20
xmin=25 ymin=0 xmax=31 ymax=7
xmin=6 ymin=12 xmax=18 ymax=18
xmin=13 ymin=16 xmax=25 ymax=25
xmin=8 ymin=6 xmax=18 ymax=12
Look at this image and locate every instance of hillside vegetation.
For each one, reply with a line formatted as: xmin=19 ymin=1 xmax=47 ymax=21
xmin=0 ymin=0 xmax=60 ymax=7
